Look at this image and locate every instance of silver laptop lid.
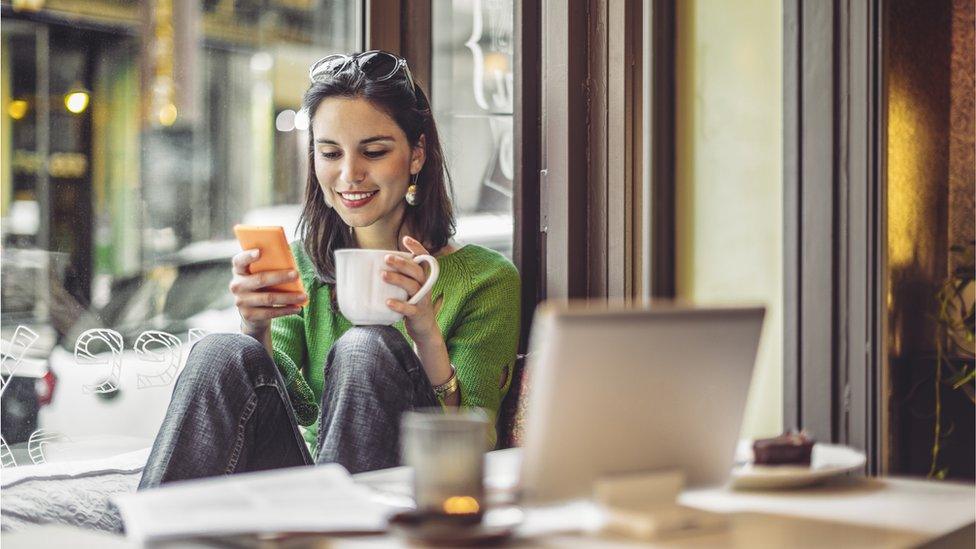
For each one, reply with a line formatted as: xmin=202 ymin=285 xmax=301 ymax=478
xmin=520 ymin=303 xmax=765 ymax=503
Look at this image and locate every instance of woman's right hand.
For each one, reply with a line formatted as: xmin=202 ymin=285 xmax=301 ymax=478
xmin=230 ymin=249 xmax=307 ymax=336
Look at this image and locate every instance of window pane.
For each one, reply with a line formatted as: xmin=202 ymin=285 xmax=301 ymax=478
xmin=0 ymin=2 xmax=359 ymax=458
xmin=431 ymin=0 xmax=514 ymax=259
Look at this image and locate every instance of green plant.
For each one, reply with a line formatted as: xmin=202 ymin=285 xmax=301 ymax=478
xmin=928 ymin=240 xmax=975 ymax=479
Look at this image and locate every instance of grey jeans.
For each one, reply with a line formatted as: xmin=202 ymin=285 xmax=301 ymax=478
xmin=138 ymin=326 xmax=439 ymax=489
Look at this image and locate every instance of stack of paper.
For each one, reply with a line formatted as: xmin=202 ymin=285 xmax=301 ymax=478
xmin=113 ymin=464 xmax=393 ymax=543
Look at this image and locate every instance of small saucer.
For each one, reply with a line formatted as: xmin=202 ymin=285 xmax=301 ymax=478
xmin=388 ymin=507 xmax=523 ymax=546
xmin=731 ymin=442 xmax=867 ymax=489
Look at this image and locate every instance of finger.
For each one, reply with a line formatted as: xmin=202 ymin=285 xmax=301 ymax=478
xmin=381 ymin=271 xmax=422 ymax=295
xmin=385 ymin=254 xmax=425 ymax=283
xmin=386 ymin=299 xmax=420 ymax=317
xmin=232 ymin=249 xmax=260 ymax=275
xmin=230 ymin=270 xmax=287 ymax=294
xmin=402 ymin=236 xmax=430 ymax=256
xmin=238 ymin=269 xmax=299 ymax=293
xmin=235 ymin=291 xmax=308 ymax=309
xmin=240 ymin=305 xmax=302 ymax=323
xmin=229 ymin=270 xmax=296 ymax=294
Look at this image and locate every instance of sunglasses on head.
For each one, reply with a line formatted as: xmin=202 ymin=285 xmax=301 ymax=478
xmin=308 ymin=50 xmax=416 ymax=92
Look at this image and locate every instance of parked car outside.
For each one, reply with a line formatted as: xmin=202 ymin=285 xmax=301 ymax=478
xmin=1 ymin=248 xmax=66 ymax=445
xmin=1 ymin=335 xmax=56 ymax=445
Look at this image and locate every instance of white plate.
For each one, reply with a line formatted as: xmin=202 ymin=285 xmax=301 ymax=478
xmin=731 ymin=441 xmax=866 ymax=489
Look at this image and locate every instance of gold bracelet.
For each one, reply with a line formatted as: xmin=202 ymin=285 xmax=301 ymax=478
xmin=433 ymin=364 xmax=459 ymax=400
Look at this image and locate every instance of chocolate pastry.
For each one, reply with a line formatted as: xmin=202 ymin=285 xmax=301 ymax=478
xmin=753 ymin=430 xmax=815 ymax=465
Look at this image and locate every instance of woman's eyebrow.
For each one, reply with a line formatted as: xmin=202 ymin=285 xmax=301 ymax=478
xmin=314 ymin=136 xmax=396 ymax=145
xmin=360 ymin=135 xmax=396 ymax=144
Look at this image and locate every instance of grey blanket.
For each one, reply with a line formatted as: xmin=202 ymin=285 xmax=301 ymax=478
xmin=0 ymin=449 xmax=147 ymax=533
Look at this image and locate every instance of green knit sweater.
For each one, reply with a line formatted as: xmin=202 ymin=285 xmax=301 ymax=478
xmin=270 ymin=242 xmax=521 ymax=450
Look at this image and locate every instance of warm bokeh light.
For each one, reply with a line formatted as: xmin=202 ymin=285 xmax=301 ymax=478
xmin=158 ymin=103 xmax=178 ymax=126
xmin=8 ymin=99 xmax=28 ymax=120
xmin=11 ymin=0 xmax=44 ymax=12
xmin=48 ymin=152 xmax=88 ymax=178
xmin=442 ymin=496 xmax=480 ymax=515
xmin=64 ymin=91 xmax=90 ymax=114
xmin=886 ymin=82 xmax=929 ymax=270
xmin=483 ymin=52 xmax=509 ymax=74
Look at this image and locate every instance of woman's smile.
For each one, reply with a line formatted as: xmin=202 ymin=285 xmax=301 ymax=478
xmin=336 ymin=189 xmax=379 ymax=208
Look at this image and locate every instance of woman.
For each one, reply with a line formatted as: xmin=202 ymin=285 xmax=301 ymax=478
xmin=139 ymin=51 xmax=520 ymax=486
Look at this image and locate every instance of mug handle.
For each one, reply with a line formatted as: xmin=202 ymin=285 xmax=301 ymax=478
xmin=407 ymin=255 xmax=440 ymax=305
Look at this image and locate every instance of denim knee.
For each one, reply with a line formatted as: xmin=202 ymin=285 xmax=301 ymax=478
xmin=182 ymin=333 xmax=270 ymax=387
xmin=332 ymin=325 xmax=409 ymax=353
xmin=327 ymin=326 xmax=412 ymax=384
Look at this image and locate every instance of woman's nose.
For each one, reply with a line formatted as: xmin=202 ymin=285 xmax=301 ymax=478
xmin=340 ymin=156 xmax=366 ymax=184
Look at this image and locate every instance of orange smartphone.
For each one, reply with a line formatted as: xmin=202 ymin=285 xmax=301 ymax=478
xmin=233 ymin=225 xmax=308 ymax=307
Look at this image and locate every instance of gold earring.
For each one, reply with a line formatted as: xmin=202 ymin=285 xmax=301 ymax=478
xmin=405 ymin=172 xmax=419 ymax=206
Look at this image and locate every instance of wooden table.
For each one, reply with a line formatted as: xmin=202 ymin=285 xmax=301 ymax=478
xmin=3 ymin=448 xmax=973 ymax=548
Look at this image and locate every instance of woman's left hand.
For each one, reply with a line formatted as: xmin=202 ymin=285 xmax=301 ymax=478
xmin=384 ymin=236 xmax=441 ymax=345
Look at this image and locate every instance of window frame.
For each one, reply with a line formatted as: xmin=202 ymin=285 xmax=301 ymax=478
xmin=538 ymin=0 xmax=646 ymax=301
xmin=783 ymin=0 xmax=885 ymax=474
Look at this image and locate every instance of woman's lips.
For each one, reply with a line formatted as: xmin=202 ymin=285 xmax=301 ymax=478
xmin=337 ymin=190 xmax=378 ymax=209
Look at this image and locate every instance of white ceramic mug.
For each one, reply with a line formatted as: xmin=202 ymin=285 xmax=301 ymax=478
xmin=334 ymin=249 xmax=440 ymax=325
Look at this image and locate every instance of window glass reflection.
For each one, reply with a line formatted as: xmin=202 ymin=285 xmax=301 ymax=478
xmin=431 ymin=0 xmax=514 ymax=259
xmin=0 ymin=1 xmax=359 ymax=457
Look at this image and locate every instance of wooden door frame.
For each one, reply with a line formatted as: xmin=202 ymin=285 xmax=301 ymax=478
xmin=540 ymin=0 xmax=646 ymax=301
xmin=644 ymin=0 xmax=676 ymax=300
xmin=515 ymin=0 xmax=543 ymax=347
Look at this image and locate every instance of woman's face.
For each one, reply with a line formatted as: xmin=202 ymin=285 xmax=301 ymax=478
xmin=311 ymin=97 xmax=424 ymax=232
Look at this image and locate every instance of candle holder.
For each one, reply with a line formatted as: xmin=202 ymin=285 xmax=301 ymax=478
xmin=400 ymin=407 xmax=490 ymax=521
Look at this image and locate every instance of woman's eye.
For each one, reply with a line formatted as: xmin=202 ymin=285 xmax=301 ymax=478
xmin=364 ymin=150 xmax=388 ymax=159
xmin=320 ymin=151 xmax=341 ymax=160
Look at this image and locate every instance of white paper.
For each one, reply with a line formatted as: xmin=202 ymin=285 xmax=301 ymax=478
xmin=112 ymin=464 xmax=391 ymax=542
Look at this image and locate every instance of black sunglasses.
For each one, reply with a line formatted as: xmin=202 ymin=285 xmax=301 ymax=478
xmin=308 ymin=50 xmax=416 ymax=92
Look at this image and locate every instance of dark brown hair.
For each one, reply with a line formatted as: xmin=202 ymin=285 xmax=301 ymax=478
xmin=296 ymin=62 xmax=455 ymax=284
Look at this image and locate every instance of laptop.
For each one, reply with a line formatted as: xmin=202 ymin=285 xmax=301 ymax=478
xmin=519 ymin=302 xmax=765 ymax=503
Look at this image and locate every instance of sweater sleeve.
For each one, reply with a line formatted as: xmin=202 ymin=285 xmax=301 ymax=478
xmin=271 ymin=304 xmax=319 ymax=426
xmin=447 ymin=260 xmax=521 ymax=448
